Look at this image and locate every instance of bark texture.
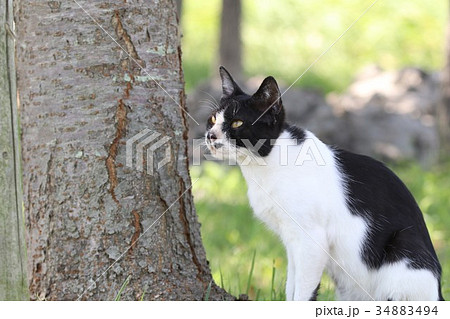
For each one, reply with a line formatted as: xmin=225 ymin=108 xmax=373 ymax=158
xmin=16 ymin=0 xmax=231 ymax=300
xmin=219 ymin=0 xmax=242 ymax=80
xmin=0 ymin=0 xmax=28 ymax=300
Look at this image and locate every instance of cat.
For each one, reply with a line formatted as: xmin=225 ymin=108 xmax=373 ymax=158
xmin=204 ymin=66 xmax=444 ymax=301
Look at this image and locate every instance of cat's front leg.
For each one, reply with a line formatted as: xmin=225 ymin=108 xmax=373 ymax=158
xmin=285 ymin=249 xmax=295 ymax=301
xmin=288 ymin=228 xmax=328 ymax=300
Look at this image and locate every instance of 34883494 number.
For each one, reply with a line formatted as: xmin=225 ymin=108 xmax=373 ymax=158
xmin=375 ymin=306 xmax=438 ymax=316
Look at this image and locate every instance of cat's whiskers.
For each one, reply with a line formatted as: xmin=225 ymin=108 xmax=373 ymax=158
xmin=201 ymin=91 xmax=220 ymax=109
xmin=199 ymin=99 xmax=218 ymax=111
xmin=199 ymin=94 xmax=220 ymax=112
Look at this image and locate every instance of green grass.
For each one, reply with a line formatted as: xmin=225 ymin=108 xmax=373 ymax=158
xmin=181 ymin=0 xmax=446 ymax=93
xmin=191 ymin=161 xmax=450 ymax=300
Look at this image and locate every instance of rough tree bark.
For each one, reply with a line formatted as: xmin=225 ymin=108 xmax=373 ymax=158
xmin=0 ymin=0 xmax=28 ymax=300
xmin=219 ymin=0 xmax=242 ymax=81
xmin=16 ymin=0 xmax=232 ymax=300
xmin=438 ymin=2 xmax=450 ymax=155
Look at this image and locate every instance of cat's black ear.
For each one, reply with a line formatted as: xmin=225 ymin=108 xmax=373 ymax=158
xmin=219 ymin=66 xmax=243 ymax=98
xmin=252 ymin=76 xmax=282 ymax=114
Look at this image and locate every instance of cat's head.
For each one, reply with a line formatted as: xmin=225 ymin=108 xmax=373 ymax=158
xmin=205 ymin=66 xmax=285 ymax=161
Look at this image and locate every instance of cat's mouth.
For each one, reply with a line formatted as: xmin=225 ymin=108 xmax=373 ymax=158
xmin=206 ymin=138 xmax=225 ymax=152
xmin=205 ymin=136 xmax=234 ymax=159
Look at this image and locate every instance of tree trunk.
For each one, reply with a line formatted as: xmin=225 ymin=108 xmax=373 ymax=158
xmin=219 ymin=0 xmax=242 ymax=81
xmin=16 ymin=0 xmax=231 ymax=300
xmin=439 ymin=2 xmax=450 ymax=155
xmin=0 ymin=0 xmax=28 ymax=300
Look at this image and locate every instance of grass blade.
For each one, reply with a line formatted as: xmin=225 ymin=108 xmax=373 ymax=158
xmin=245 ymin=250 xmax=257 ymax=296
xmin=255 ymin=288 xmax=261 ymax=301
xmin=204 ymin=280 xmax=213 ymax=301
xmin=114 ymin=275 xmax=131 ymax=301
xmin=237 ymin=273 xmax=241 ymax=294
xmin=219 ymin=267 xmax=224 ymax=289
xmin=270 ymin=260 xmax=276 ymax=301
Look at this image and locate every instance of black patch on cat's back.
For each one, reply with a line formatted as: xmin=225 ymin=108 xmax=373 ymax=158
xmin=334 ymin=149 xmax=442 ymax=281
xmin=285 ymin=123 xmax=306 ymax=144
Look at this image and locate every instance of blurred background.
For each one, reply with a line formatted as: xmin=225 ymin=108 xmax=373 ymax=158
xmin=178 ymin=0 xmax=449 ymax=300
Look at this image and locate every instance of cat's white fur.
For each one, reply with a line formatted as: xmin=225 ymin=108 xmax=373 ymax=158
xmin=206 ymin=122 xmax=439 ymax=300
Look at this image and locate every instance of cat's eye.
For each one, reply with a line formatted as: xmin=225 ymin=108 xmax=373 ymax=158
xmin=231 ymin=120 xmax=243 ymax=128
xmin=211 ymin=115 xmax=216 ymax=124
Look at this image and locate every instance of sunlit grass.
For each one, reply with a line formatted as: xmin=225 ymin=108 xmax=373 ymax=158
xmin=192 ymin=161 xmax=450 ymax=300
xmin=181 ymin=0 xmax=446 ymax=93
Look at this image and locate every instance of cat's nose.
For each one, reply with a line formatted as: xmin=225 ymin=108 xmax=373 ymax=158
xmin=207 ymin=132 xmax=217 ymax=141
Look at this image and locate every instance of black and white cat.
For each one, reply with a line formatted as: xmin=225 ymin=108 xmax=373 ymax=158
xmin=205 ymin=66 xmax=444 ymax=301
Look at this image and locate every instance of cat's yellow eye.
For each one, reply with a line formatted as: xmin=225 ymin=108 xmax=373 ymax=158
xmin=231 ymin=120 xmax=243 ymax=128
xmin=211 ymin=115 xmax=216 ymax=124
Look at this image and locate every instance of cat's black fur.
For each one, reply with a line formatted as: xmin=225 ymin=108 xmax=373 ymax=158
xmin=206 ymin=67 xmax=286 ymax=156
xmin=335 ymin=149 xmax=444 ymax=300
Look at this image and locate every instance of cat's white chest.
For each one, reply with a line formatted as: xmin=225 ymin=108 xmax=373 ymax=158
xmin=245 ymin=179 xmax=286 ymax=234
xmin=239 ymin=152 xmax=323 ymax=239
